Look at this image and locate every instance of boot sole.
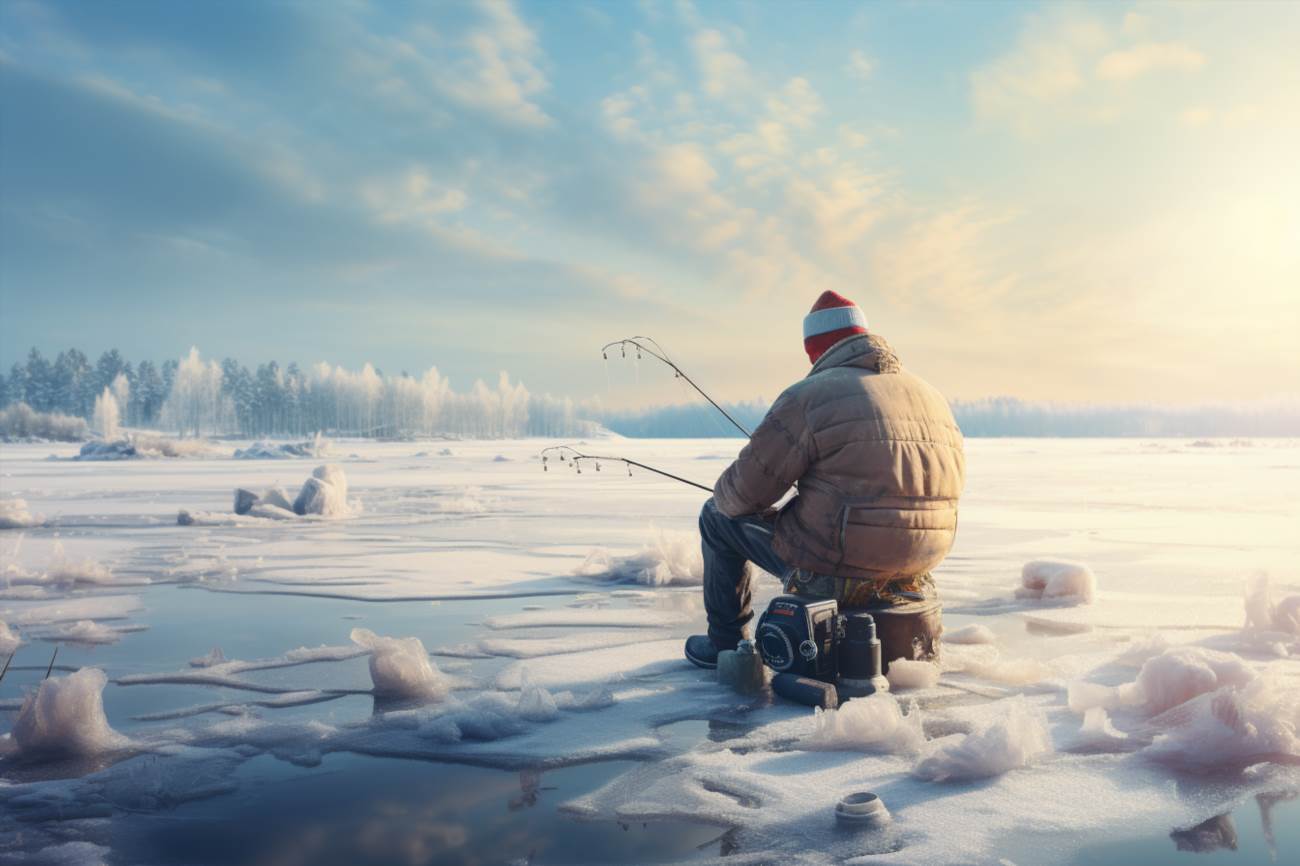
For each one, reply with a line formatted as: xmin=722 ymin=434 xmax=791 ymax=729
xmin=684 ymin=646 xmax=719 ymax=670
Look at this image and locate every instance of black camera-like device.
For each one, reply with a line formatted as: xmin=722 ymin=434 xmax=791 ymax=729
xmin=755 ymin=594 xmax=889 ymax=706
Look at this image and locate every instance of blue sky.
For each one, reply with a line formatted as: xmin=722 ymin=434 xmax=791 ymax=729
xmin=2 ymin=0 xmax=1297 ymax=407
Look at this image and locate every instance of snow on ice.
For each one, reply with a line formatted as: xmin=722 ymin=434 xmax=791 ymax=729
xmin=1017 ymin=559 xmax=1096 ymax=603
xmin=10 ymin=668 xmax=130 ymax=758
xmin=350 ymin=628 xmax=449 ymax=701
xmin=1 ymin=437 xmax=1298 ymax=865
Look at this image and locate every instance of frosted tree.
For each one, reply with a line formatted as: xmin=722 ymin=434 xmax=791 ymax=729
xmin=111 ymin=373 xmax=131 ymax=427
xmin=92 ymin=387 xmax=120 ymax=441
xmin=160 ymin=348 xmax=232 ymax=437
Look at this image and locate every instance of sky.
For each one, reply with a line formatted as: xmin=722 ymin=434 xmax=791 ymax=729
xmin=1 ymin=0 xmax=1297 ymax=409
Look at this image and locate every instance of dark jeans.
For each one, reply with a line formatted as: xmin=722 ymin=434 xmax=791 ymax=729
xmin=699 ymin=498 xmax=792 ymax=649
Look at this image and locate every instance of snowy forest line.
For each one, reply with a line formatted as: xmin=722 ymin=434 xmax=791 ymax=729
xmin=3 ymin=346 xmax=1297 ymax=441
xmin=0 ymin=347 xmax=596 ymax=439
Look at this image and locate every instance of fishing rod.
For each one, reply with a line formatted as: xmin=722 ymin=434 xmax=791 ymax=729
xmin=539 ymin=336 xmax=748 ymax=494
xmin=540 ymin=445 xmax=713 ymax=493
xmin=602 ymin=336 xmax=753 ymax=439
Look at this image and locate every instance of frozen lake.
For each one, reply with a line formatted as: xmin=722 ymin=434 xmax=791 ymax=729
xmin=2 ymin=437 xmax=1298 ymax=865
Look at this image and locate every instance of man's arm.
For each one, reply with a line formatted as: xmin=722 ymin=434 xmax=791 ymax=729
xmin=713 ymin=389 xmax=814 ymax=517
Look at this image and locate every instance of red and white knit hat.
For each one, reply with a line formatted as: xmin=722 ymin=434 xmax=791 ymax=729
xmin=803 ymin=290 xmax=868 ymax=363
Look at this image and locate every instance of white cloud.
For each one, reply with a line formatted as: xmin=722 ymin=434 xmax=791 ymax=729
xmin=1095 ymin=42 xmax=1204 ymax=81
xmin=361 ymin=167 xmax=468 ymax=225
xmin=437 ymin=0 xmax=551 ymax=127
xmin=692 ymin=29 xmax=750 ymax=98
xmin=846 ymin=49 xmax=876 ymax=81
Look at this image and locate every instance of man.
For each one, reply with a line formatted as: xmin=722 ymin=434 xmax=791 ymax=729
xmin=685 ymin=291 xmax=965 ymax=668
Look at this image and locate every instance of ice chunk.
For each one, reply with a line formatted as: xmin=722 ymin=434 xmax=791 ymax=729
xmin=1244 ymin=573 xmax=1300 ymax=635
xmin=45 ymin=619 xmax=127 ymax=645
xmin=913 ymin=697 xmax=1050 ymax=782
xmin=886 ymin=658 xmax=940 ymax=690
xmin=944 ymin=624 xmax=996 ymax=645
xmin=0 ymin=619 xmax=21 ymax=653
xmin=190 ymin=647 xmax=226 ymax=668
xmin=1131 ymin=646 xmax=1255 ymax=714
xmin=12 ymin=668 xmax=129 ymax=757
xmin=258 ymin=486 xmax=295 ymax=511
xmin=576 ymin=529 xmax=703 ymax=587
xmin=44 ymin=542 xmax=115 ymax=587
xmin=1143 ymin=677 xmax=1300 ymax=770
xmin=234 ymin=435 xmax=328 ymax=459
xmin=0 ymin=498 xmax=42 ymax=530
xmin=350 ymin=628 xmax=448 ymax=701
xmin=293 ymin=465 xmax=351 ymax=517
xmin=233 ymin=488 xmax=258 ymax=515
xmin=76 ymin=440 xmax=139 ymax=460
xmin=1019 ymin=559 xmax=1096 ymax=603
xmin=1072 ymin=707 xmax=1129 ymax=751
xmin=804 ymin=693 xmax=926 ymax=754
xmin=311 ymin=463 xmax=348 ymax=500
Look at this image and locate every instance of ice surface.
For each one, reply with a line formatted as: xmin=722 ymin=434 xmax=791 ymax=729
xmin=576 ymin=529 xmax=703 ymax=586
xmin=943 ymin=623 xmax=996 ymax=644
xmin=1018 ymin=559 xmax=1096 ymax=603
xmin=912 ymin=697 xmax=1051 ymax=782
xmin=350 ymin=628 xmax=449 ymax=701
xmin=1 ymin=437 xmax=1298 ymax=865
xmin=885 ymin=658 xmax=940 ymax=690
xmin=12 ymin=668 xmax=130 ymax=757
xmin=0 ymin=498 xmax=42 ymax=529
xmin=803 ymin=693 xmax=926 ymax=754
xmin=483 ymin=607 xmax=688 ymax=630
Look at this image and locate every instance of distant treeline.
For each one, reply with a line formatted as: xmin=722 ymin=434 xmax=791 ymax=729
xmin=600 ymin=396 xmax=1300 ymax=438
xmin=3 ymin=347 xmax=1295 ymax=440
xmin=1 ymin=347 xmax=595 ymax=439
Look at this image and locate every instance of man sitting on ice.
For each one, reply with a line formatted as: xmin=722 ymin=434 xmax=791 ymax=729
xmin=685 ymin=291 xmax=966 ymax=668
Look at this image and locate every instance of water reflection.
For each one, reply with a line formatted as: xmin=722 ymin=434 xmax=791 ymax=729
xmin=114 ymin=753 xmax=728 ymax=865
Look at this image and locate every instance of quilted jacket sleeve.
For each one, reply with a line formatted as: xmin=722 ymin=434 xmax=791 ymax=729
xmin=712 ymin=388 xmax=815 ymax=517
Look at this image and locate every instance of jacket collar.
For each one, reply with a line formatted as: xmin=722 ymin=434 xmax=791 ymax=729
xmin=808 ymin=333 xmax=901 ymax=377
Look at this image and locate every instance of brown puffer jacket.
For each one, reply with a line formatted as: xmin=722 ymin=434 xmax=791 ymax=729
xmin=713 ymin=333 xmax=964 ymax=582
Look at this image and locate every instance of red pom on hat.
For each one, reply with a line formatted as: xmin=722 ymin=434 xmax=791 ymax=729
xmin=803 ymin=291 xmax=868 ymax=363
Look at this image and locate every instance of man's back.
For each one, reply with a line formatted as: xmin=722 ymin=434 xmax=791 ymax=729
xmin=713 ymin=332 xmax=964 ymax=582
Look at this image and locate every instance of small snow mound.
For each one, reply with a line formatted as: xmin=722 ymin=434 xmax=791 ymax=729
xmin=190 ymin=647 xmax=226 ymax=668
xmin=1144 ymin=677 xmax=1300 ymax=771
xmin=0 ymin=498 xmax=43 ymax=530
xmin=350 ymin=628 xmax=448 ymax=701
xmin=1245 ymin=573 xmax=1300 ymax=635
xmin=48 ymin=619 xmax=122 ymax=644
xmin=438 ymin=448 xmax=455 ymax=456
xmin=1073 ymin=707 xmax=1129 ymax=751
xmin=944 ymin=624 xmax=996 ymax=645
xmin=1131 ymin=646 xmax=1256 ymax=714
xmin=0 ymin=619 xmax=21 ymax=653
xmin=577 ymin=529 xmax=703 ymax=587
xmin=12 ymin=668 xmax=129 ymax=757
xmin=1018 ymin=559 xmax=1095 ymax=604
xmin=234 ymin=434 xmax=329 ymax=459
xmin=492 ymin=454 xmax=512 ymax=462
xmin=45 ymin=542 xmax=115 ymax=587
xmin=887 ymin=658 xmax=940 ymax=690
xmin=804 ymin=693 xmax=926 ymax=754
xmin=76 ymin=440 xmax=138 ymax=461
xmin=912 ymin=697 xmax=1050 ymax=782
